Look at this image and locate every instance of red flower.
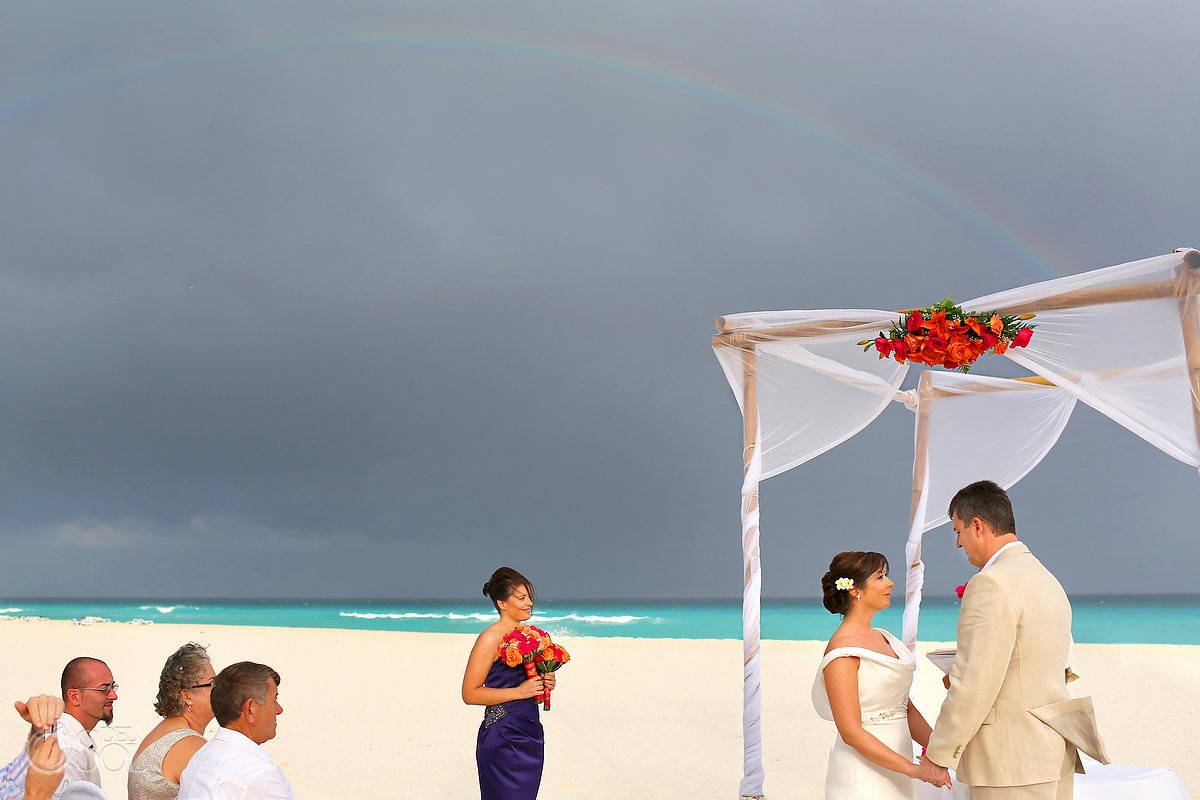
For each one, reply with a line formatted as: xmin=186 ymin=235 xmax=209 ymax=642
xmin=1012 ymin=327 xmax=1034 ymax=348
xmin=954 ymin=584 xmax=967 ymax=599
xmin=874 ymin=336 xmax=893 ymax=357
xmin=907 ymin=311 xmax=924 ymax=332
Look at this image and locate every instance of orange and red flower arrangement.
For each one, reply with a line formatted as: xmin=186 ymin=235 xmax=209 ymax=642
xmin=860 ymin=297 xmax=1036 ymax=372
xmin=498 ymin=624 xmax=571 ymax=711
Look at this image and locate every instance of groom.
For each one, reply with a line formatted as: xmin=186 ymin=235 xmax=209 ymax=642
xmin=916 ymin=480 xmax=1100 ymax=799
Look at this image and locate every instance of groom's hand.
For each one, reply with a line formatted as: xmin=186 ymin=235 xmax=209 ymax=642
xmin=914 ymin=758 xmax=952 ymax=789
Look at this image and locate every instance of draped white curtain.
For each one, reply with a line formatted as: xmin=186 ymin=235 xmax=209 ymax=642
xmin=713 ymin=248 xmax=1200 ymax=798
xmin=714 ymin=310 xmax=910 ymax=480
xmin=902 ymin=371 xmax=1077 ymax=648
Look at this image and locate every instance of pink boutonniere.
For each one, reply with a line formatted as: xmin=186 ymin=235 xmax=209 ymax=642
xmin=954 ymin=584 xmax=967 ymax=599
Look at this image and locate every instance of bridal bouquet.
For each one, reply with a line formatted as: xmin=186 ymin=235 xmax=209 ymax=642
xmin=498 ymin=624 xmax=571 ymax=711
xmin=859 ymin=297 xmax=1035 ymax=372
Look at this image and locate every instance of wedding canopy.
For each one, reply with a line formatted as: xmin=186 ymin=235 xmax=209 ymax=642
xmin=711 ymin=248 xmax=1200 ymax=800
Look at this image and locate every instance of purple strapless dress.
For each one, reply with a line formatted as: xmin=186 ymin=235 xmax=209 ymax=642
xmin=476 ymin=658 xmax=544 ymax=799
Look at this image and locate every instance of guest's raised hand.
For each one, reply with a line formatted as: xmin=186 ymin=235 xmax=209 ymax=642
xmin=15 ymin=695 xmax=63 ymax=732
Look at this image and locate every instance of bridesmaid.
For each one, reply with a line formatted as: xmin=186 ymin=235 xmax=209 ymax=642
xmin=462 ymin=567 xmax=556 ymax=800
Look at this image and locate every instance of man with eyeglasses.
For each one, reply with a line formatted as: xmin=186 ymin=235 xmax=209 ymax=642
xmin=54 ymin=657 xmax=118 ymax=798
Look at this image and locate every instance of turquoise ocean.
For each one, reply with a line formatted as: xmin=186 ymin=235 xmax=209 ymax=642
xmin=1 ymin=596 xmax=1197 ymax=644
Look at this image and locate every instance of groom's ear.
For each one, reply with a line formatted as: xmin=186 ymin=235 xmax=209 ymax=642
xmin=970 ymin=516 xmax=989 ymax=536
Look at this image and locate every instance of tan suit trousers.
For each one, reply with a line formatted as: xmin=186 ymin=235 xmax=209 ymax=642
xmin=968 ymin=742 xmax=1074 ymax=800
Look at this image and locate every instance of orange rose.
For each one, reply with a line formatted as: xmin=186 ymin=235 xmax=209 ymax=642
xmin=994 ymin=338 xmax=1010 ymax=355
xmin=945 ymin=336 xmax=976 ymax=365
xmin=988 ymin=314 xmax=1004 ymax=334
xmin=904 ymin=333 xmax=926 ymax=364
xmin=921 ymin=334 xmax=949 ymax=363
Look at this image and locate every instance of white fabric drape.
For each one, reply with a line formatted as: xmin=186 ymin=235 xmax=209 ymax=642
xmin=739 ymin=422 xmax=765 ymax=799
xmin=966 ymin=250 xmax=1200 ymax=467
xmin=902 ymin=372 xmax=1076 ymax=648
xmin=714 ymin=310 xmax=909 ymax=480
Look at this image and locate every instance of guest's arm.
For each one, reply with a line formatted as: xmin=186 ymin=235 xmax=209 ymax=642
xmin=824 ymin=657 xmax=920 ymax=779
xmin=22 ymin=734 xmax=64 ymax=800
xmin=462 ymin=630 xmax=545 ymax=706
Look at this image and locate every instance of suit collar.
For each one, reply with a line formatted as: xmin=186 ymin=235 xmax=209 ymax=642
xmin=982 ymin=540 xmax=1028 ymax=570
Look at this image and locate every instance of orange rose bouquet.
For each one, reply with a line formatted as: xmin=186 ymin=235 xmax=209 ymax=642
xmin=860 ymin=297 xmax=1035 ymax=372
xmin=498 ymin=624 xmax=570 ymax=711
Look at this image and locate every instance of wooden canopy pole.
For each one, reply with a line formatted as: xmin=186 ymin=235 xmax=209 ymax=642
xmin=902 ymin=371 xmax=934 ymax=650
xmin=1174 ymin=249 xmax=1200 ymax=455
xmin=738 ymin=344 xmax=767 ymax=800
xmin=910 ymin=371 xmax=934 ymax=529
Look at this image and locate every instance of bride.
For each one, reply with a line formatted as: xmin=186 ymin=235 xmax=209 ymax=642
xmin=811 ymin=551 xmax=951 ymax=798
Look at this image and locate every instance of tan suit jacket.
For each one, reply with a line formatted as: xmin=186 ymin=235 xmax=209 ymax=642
xmin=926 ymin=543 xmax=1099 ymax=787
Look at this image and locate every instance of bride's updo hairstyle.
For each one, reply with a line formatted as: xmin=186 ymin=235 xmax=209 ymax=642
xmin=821 ymin=551 xmax=889 ymax=616
xmin=483 ymin=566 xmax=536 ymax=613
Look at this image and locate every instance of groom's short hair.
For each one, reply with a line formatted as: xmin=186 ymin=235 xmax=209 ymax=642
xmin=948 ymin=480 xmax=1016 ymax=535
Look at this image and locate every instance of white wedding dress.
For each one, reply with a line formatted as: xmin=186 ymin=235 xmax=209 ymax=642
xmin=812 ymin=628 xmax=916 ymax=800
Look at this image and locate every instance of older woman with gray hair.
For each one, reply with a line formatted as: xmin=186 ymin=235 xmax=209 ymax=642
xmin=127 ymin=644 xmax=217 ymax=800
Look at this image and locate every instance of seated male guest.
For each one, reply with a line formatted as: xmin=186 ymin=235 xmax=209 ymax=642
xmin=177 ymin=663 xmax=294 ymax=800
xmin=56 ymin=658 xmax=119 ymax=797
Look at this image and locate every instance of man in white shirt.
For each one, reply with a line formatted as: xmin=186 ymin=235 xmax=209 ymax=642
xmin=178 ymin=662 xmax=295 ymax=800
xmin=53 ymin=657 xmax=118 ymax=799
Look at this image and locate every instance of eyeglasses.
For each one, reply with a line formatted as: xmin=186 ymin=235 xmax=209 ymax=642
xmin=189 ymin=681 xmax=214 ymax=689
xmin=76 ymin=683 xmax=119 ymax=695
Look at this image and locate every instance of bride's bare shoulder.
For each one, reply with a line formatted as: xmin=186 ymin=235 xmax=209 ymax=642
xmin=824 ymin=630 xmax=875 ymax=654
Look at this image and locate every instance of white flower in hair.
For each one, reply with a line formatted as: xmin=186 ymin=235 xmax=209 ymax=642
xmin=834 ymin=577 xmax=855 ymax=591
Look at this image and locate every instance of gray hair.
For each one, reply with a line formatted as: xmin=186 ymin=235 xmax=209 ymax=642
xmin=154 ymin=643 xmax=211 ymax=717
xmin=212 ymin=662 xmax=281 ymax=726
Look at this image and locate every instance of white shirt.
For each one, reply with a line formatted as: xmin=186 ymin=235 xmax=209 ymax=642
xmin=53 ymin=713 xmax=102 ymax=798
xmin=178 ymin=727 xmax=296 ymax=800
xmin=981 ymin=540 xmax=1022 ymax=571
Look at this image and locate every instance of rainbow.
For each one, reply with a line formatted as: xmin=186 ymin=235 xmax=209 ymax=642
xmin=0 ymin=27 xmax=1068 ymax=279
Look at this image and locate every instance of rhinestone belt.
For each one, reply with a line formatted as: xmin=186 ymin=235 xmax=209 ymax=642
xmin=863 ymin=698 xmax=909 ymax=725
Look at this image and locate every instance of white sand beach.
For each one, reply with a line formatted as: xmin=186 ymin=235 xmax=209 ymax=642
xmin=0 ymin=621 xmax=1194 ymax=799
